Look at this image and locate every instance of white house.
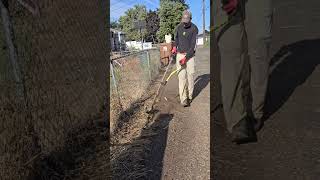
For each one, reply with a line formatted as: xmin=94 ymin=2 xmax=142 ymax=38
xmin=197 ymin=30 xmax=210 ymax=46
xmin=110 ymin=28 xmax=126 ymax=51
xmin=126 ymin=41 xmax=153 ymax=50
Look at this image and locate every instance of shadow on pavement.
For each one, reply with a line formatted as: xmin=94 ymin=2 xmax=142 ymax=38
xmin=111 ymin=111 xmax=173 ymax=179
xmin=211 ymin=32 xmax=223 ymax=114
xmin=144 ymin=113 xmax=173 ymax=179
xmin=265 ymin=39 xmax=320 ymax=119
xmin=193 ymin=74 xmax=210 ymax=100
xmin=211 ymin=38 xmax=320 ymax=124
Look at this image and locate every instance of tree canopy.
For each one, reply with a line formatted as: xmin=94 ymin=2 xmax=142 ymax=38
xmin=157 ymin=0 xmax=188 ymax=42
xmin=145 ymin=10 xmax=160 ymax=43
xmin=110 ymin=20 xmax=120 ymax=29
xmin=119 ymin=5 xmax=147 ymax=41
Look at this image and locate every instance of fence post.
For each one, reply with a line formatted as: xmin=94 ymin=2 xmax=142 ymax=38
xmin=146 ymin=50 xmax=152 ymax=81
xmin=110 ymin=62 xmax=123 ymax=110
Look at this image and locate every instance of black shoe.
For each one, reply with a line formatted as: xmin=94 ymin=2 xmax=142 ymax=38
xmin=188 ymin=98 xmax=192 ymax=105
xmin=181 ymin=99 xmax=189 ymax=107
xmin=253 ymin=118 xmax=264 ymax=132
xmin=231 ymin=117 xmax=257 ymax=144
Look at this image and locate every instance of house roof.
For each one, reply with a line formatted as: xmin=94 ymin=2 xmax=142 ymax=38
xmin=197 ymin=30 xmax=210 ymax=38
xmin=110 ymin=28 xmax=125 ymax=34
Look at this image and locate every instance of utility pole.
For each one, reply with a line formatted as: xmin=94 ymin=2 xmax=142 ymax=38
xmin=202 ymin=0 xmax=206 ymax=44
xmin=134 ymin=20 xmax=146 ymax=50
xmin=140 ymin=27 xmax=143 ymax=50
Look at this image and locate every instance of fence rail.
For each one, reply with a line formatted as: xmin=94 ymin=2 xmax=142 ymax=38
xmin=110 ymin=48 xmax=161 ymax=131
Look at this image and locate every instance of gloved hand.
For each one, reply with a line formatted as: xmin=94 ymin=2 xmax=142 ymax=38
xmin=171 ymin=46 xmax=177 ymax=54
xmin=179 ymin=57 xmax=187 ymax=66
xmin=222 ymin=0 xmax=238 ymax=15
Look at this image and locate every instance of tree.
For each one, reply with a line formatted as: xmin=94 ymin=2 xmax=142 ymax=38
xmin=110 ymin=20 xmax=120 ymax=29
xmin=145 ymin=10 xmax=160 ymax=43
xmin=119 ymin=5 xmax=147 ymax=41
xmin=161 ymin=0 xmax=188 ymax=4
xmin=157 ymin=0 xmax=188 ymax=42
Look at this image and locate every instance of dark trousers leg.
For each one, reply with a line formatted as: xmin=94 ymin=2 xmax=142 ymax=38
xmin=245 ymin=0 xmax=273 ymax=120
xmin=217 ymin=20 xmax=250 ymax=133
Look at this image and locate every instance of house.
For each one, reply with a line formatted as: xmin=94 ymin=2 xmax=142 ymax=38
xmin=126 ymin=41 xmax=153 ymax=50
xmin=197 ymin=30 xmax=210 ymax=46
xmin=110 ymin=28 xmax=126 ymax=51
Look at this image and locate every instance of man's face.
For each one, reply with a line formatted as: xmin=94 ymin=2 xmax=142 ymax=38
xmin=182 ymin=14 xmax=191 ymax=24
xmin=181 ymin=9 xmax=192 ymax=26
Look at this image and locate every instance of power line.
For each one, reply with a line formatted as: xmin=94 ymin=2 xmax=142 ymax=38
xmin=110 ymin=1 xmax=134 ymax=9
xmin=110 ymin=0 xmax=138 ymax=13
xmin=110 ymin=0 xmax=130 ymax=8
xmin=110 ymin=0 xmax=153 ymax=13
xmin=143 ymin=0 xmax=159 ymax=9
xmin=111 ymin=0 xmax=158 ymax=13
xmin=110 ymin=0 xmax=140 ymax=10
xmin=111 ymin=0 xmax=159 ymax=19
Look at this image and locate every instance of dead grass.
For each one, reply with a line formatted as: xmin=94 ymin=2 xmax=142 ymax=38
xmin=29 ymin=119 xmax=110 ymax=180
xmin=110 ymin=50 xmax=160 ymax=134
xmin=110 ymin=67 xmax=165 ymax=179
xmin=0 ymin=86 xmax=38 ymax=179
xmin=1 ymin=1 xmax=108 ymax=179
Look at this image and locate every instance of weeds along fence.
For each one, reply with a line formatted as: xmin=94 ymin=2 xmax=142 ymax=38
xmin=0 ymin=1 xmax=107 ymax=179
xmin=110 ymin=48 xmax=161 ymax=131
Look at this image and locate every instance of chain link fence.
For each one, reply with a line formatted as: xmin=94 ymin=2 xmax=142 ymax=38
xmin=110 ymin=48 xmax=161 ymax=132
xmin=1 ymin=1 xmax=108 ymax=179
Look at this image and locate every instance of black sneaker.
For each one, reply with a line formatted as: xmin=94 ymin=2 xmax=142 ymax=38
xmin=231 ymin=116 xmax=257 ymax=144
xmin=188 ymin=98 xmax=192 ymax=104
xmin=181 ymin=99 xmax=189 ymax=107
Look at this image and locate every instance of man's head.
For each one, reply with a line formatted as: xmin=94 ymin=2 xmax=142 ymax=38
xmin=181 ymin=10 xmax=192 ymax=26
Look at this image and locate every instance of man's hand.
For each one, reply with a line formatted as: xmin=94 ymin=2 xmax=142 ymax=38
xmin=171 ymin=46 xmax=177 ymax=55
xmin=179 ymin=57 xmax=187 ymax=66
xmin=222 ymin=0 xmax=238 ymax=15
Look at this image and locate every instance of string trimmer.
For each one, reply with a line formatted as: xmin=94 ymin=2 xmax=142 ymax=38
xmin=211 ymin=20 xmax=229 ymax=32
xmin=145 ymin=55 xmax=184 ymax=114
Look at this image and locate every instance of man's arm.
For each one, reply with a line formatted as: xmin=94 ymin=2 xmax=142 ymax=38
xmin=186 ymin=26 xmax=198 ymax=59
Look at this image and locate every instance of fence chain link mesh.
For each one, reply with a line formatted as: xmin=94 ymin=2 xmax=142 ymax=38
xmin=110 ymin=48 xmax=161 ymax=132
xmin=0 ymin=1 xmax=108 ymax=179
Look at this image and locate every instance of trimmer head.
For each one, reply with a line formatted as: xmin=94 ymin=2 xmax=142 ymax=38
xmin=145 ymin=105 xmax=154 ymax=114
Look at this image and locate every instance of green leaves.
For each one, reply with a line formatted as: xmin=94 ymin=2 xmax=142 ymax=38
xmin=119 ymin=5 xmax=147 ymax=41
xmin=117 ymin=1 xmax=188 ymax=43
xmin=110 ymin=21 xmax=120 ymax=29
xmin=145 ymin=10 xmax=160 ymax=43
xmin=157 ymin=0 xmax=188 ymax=42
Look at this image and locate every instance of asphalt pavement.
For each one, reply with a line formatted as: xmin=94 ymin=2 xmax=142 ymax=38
xmin=212 ymin=0 xmax=320 ymax=179
xmin=145 ymin=47 xmax=210 ymax=179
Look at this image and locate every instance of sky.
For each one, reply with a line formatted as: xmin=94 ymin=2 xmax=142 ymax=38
xmin=110 ymin=0 xmax=210 ymax=32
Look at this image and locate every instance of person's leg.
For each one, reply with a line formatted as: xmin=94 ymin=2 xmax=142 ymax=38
xmin=186 ymin=56 xmax=195 ymax=100
xmin=217 ymin=8 xmax=249 ymax=133
xmin=177 ymin=53 xmax=188 ymax=104
xmin=245 ymin=0 xmax=273 ymax=121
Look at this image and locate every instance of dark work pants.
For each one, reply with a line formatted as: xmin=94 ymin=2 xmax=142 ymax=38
xmin=214 ymin=0 xmax=273 ymax=132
